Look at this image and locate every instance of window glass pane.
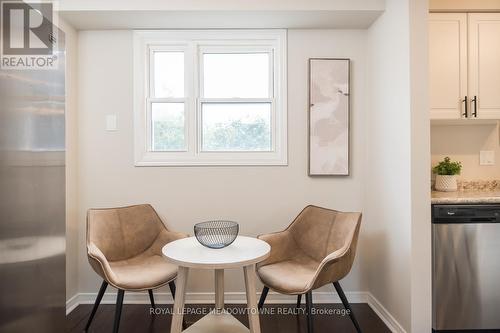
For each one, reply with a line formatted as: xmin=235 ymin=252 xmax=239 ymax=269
xmin=202 ymin=103 xmax=271 ymax=151
xmin=203 ymin=53 xmax=270 ymax=98
xmin=151 ymin=103 xmax=185 ymax=151
xmin=153 ymin=51 xmax=184 ymax=98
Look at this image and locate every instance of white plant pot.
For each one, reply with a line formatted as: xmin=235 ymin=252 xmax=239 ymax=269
xmin=435 ymin=175 xmax=458 ymax=192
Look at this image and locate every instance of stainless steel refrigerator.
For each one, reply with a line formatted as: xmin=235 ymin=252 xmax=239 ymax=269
xmin=0 ymin=29 xmax=66 ymax=332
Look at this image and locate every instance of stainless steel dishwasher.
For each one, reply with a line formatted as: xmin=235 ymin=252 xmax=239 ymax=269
xmin=432 ymin=204 xmax=500 ymax=332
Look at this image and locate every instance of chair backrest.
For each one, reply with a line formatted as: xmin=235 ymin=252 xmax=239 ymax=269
xmin=87 ymin=204 xmax=165 ymax=262
xmin=288 ymin=205 xmax=361 ymax=263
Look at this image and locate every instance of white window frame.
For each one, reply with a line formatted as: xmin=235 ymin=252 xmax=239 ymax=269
xmin=133 ymin=30 xmax=287 ymax=166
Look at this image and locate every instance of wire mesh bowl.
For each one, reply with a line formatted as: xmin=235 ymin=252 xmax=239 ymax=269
xmin=194 ymin=220 xmax=239 ymax=249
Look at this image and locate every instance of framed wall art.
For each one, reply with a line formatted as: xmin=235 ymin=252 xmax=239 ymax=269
xmin=308 ymin=58 xmax=350 ymax=176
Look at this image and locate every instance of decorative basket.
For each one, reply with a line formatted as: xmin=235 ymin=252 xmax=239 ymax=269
xmin=435 ymin=175 xmax=458 ymax=192
xmin=194 ymin=220 xmax=239 ymax=249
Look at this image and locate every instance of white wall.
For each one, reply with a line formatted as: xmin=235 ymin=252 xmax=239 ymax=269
xmin=363 ymin=0 xmax=413 ymax=331
xmin=409 ymin=0 xmax=431 ymax=331
xmin=59 ymin=17 xmax=79 ymax=302
xmin=76 ymin=29 xmax=368 ymax=297
xmin=362 ymin=1 xmax=432 ymax=331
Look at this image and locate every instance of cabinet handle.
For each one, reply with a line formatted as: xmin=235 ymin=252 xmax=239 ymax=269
xmin=462 ymin=96 xmax=468 ymax=118
xmin=471 ymin=96 xmax=477 ymax=117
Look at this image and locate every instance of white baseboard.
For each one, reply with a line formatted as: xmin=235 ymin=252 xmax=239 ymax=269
xmin=365 ymin=293 xmax=407 ymax=333
xmin=66 ymin=293 xmax=80 ymax=315
xmin=66 ymin=291 xmax=367 ymax=314
xmin=67 ymin=290 xmax=405 ymax=333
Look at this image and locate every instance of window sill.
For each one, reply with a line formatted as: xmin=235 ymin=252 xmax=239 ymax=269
xmin=134 ymin=152 xmax=288 ymax=166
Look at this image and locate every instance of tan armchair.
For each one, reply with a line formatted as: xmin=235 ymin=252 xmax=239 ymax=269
xmin=256 ymin=205 xmax=362 ymax=333
xmin=85 ymin=204 xmax=188 ymax=333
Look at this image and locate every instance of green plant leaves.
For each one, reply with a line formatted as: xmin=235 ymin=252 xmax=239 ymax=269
xmin=432 ymin=156 xmax=462 ymax=175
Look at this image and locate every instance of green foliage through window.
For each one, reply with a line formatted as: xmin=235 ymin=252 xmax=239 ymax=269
xmin=153 ymin=119 xmax=185 ymax=151
xmin=203 ymin=118 xmax=271 ymax=151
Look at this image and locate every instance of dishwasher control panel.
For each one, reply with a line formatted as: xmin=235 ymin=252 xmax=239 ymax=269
xmin=432 ymin=204 xmax=500 ymax=224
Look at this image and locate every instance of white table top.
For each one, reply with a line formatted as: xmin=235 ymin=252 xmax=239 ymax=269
xmin=162 ymin=236 xmax=270 ymax=269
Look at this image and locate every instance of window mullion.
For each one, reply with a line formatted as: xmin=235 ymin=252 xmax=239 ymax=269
xmin=149 ymin=97 xmax=186 ymax=103
xmin=189 ymin=41 xmax=199 ymax=156
xmin=146 ymin=100 xmax=152 ymax=152
xmin=148 ymin=47 xmax=154 ymax=98
xmin=269 ymin=49 xmax=275 ymax=98
xmin=199 ymin=98 xmax=273 ymax=104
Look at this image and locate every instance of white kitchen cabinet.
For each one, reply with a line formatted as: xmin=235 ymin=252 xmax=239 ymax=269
xmin=429 ymin=13 xmax=467 ymax=119
xmin=468 ymin=13 xmax=500 ymax=119
xmin=429 ymin=13 xmax=500 ymax=120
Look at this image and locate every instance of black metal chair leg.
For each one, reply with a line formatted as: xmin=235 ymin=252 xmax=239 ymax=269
xmin=296 ymin=294 xmax=302 ymax=308
xmin=112 ymin=289 xmax=125 ymax=333
xmin=84 ymin=280 xmax=108 ymax=331
xmin=305 ymin=291 xmax=314 ymax=333
xmin=148 ymin=289 xmax=155 ymax=308
xmin=168 ymin=281 xmax=176 ymax=299
xmin=333 ymin=282 xmax=362 ymax=333
xmin=258 ymin=286 xmax=269 ymax=309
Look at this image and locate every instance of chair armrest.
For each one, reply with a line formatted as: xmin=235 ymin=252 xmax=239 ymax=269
xmin=318 ymin=245 xmax=349 ymax=269
xmin=307 ymin=243 xmax=351 ymax=290
xmin=257 ymin=230 xmax=295 ymax=266
xmin=87 ymin=242 xmax=116 ymax=282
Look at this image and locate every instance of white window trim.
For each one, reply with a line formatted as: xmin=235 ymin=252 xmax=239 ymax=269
xmin=133 ymin=30 xmax=287 ymax=166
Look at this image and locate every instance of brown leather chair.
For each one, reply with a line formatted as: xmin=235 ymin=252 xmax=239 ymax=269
xmin=85 ymin=204 xmax=188 ymax=333
xmin=256 ymin=205 xmax=362 ymax=333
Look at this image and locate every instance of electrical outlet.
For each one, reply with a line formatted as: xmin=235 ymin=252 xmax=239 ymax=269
xmin=106 ymin=114 xmax=117 ymax=131
xmin=480 ymin=150 xmax=495 ymax=166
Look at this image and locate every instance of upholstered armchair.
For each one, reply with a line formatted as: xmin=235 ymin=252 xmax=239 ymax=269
xmin=85 ymin=204 xmax=188 ymax=333
xmin=256 ymin=205 xmax=362 ymax=333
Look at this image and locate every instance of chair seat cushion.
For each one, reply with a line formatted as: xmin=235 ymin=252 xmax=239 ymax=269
xmin=108 ymin=253 xmax=177 ymax=291
xmin=257 ymin=255 xmax=320 ymax=294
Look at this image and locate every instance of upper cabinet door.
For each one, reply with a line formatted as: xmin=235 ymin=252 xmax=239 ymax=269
xmin=468 ymin=13 xmax=500 ymax=119
xmin=429 ymin=13 xmax=468 ymax=119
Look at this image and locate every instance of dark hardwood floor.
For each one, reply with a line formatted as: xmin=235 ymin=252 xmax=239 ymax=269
xmin=67 ymin=303 xmax=390 ymax=333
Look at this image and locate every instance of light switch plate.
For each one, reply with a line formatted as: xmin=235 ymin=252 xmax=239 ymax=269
xmin=106 ymin=114 xmax=117 ymax=131
xmin=480 ymin=150 xmax=495 ymax=166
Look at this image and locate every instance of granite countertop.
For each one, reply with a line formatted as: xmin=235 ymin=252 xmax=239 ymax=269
xmin=431 ymin=190 xmax=500 ymax=204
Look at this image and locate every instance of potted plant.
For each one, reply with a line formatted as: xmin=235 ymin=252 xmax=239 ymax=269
xmin=432 ymin=157 xmax=462 ymax=192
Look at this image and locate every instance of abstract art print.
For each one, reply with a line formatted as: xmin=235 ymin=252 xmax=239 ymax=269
xmin=308 ymin=58 xmax=350 ymax=176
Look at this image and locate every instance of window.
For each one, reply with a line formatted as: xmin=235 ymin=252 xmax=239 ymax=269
xmin=134 ymin=30 xmax=287 ymax=166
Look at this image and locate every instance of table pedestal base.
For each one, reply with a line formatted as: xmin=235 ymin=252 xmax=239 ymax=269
xmin=182 ymin=310 xmax=249 ymax=333
xmin=171 ymin=264 xmax=261 ymax=333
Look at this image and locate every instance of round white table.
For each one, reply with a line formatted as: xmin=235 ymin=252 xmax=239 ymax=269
xmin=162 ymin=236 xmax=270 ymax=333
